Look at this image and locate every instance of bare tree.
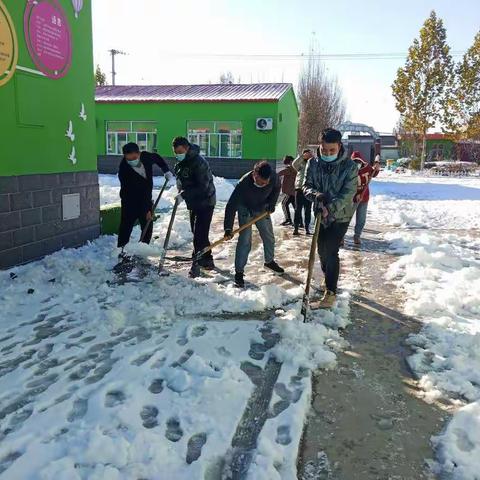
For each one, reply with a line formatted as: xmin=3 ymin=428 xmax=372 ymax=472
xmin=297 ymin=47 xmax=346 ymax=148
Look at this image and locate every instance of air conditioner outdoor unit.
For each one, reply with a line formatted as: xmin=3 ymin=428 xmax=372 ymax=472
xmin=256 ymin=118 xmax=273 ymax=131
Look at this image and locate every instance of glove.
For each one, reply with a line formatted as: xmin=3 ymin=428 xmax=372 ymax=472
xmin=165 ymin=171 xmax=174 ymax=182
xmin=224 ymin=229 xmax=234 ymax=240
xmin=266 ymin=204 xmax=276 ymax=214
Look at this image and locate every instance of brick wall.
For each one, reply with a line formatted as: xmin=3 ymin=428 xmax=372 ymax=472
xmin=0 ymin=171 xmax=100 ymax=269
xmin=98 ymin=155 xmax=282 ymax=179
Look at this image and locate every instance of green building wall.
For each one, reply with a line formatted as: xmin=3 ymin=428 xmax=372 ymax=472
xmin=95 ymin=88 xmax=299 ymax=177
xmin=0 ymin=0 xmax=97 ymax=176
xmin=0 ymin=0 xmax=100 ymax=269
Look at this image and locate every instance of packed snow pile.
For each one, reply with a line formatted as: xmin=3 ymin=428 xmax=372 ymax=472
xmin=374 ymin=173 xmax=480 ymax=479
xmin=0 ymin=186 xmax=355 ymax=479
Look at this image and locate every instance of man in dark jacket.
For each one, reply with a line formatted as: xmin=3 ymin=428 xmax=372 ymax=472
xmin=224 ymin=161 xmax=284 ymax=288
xmin=172 ymin=137 xmax=216 ymax=276
xmin=118 ymin=142 xmax=173 ymax=251
xmin=303 ymin=128 xmax=358 ymax=308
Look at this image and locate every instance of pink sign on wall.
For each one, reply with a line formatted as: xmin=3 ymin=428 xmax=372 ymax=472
xmin=24 ymin=0 xmax=72 ymax=79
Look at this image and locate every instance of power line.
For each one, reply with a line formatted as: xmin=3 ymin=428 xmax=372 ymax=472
xmin=159 ymin=50 xmax=467 ymax=61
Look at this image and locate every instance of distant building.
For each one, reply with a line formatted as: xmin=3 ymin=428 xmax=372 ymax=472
xmin=95 ymin=83 xmax=299 ymax=178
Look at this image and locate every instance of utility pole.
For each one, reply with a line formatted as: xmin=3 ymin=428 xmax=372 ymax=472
xmin=108 ymin=49 xmax=126 ymax=86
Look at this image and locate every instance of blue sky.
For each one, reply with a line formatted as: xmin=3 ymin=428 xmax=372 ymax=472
xmin=92 ymin=0 xmax=480 ymax=132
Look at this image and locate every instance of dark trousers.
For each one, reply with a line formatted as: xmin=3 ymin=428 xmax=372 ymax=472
xmin=281 ymin=194 xmax=295 ymax=222
xmin=118 ymin=207 xmax=152 ymax=248
xmin=189 ymin=206 xmax=214 ymax=259
xmin=294 ymin=189 xmax=312 ymax=229
xmin=317 ymin=221 xmax=350 ymax=293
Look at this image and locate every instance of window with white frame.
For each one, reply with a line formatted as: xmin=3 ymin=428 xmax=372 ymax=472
xmin=187 ymin=121 xmax=242 ymax=158
xmin=106 ymin=121 xmax=157 ymax=155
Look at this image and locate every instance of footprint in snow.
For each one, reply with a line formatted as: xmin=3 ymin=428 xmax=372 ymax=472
xmin=176 ymin=328 xmax=189 ymax=346
xmin=240 ymin=361 xmax=264 ymax=387
xmin=165 ymin=417 xmax=183 ymax=442
xmin=248 ymin=342 xmax=269 ymax=360
xmin=276 ymin=425 xmax=292 ymax=445
xmin=67 ymin=397 xmax=88 ymax=422
xmin=105 ymin=390 xmax=126 ymax=408
xmin=216 ymin=346 xmax=231 ymax=357
xmin=0 ymin=451 xmax=23 ymax=476
xmin=186 ymin=432 xmax=207 ymax=464
xmin=170 ymin=349 xmax=194 ymax=368
xmin=131 ymin=351 xmax=155 ymax=366
xmin=141 ymin=405 xmax=159 ymax=429
xmin=191 ymin=324 xmax=208 ymax=337
xmin=148 ymin=378 xmax=164 ymax=394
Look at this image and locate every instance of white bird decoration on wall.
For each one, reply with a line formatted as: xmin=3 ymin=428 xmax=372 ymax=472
xmin=72 ymin=0 xmax=83 ymax=19
xmin=68 ymin=146 xmax=77 ymax=165
xmin=79 ymin=103 xmax=87 ymax=121
xmin=65 ymin=120 xmax=75 ymax=142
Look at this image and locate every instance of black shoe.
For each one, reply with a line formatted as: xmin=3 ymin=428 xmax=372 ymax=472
xmin=264 ymin=261 xmax=285 ymax=275
xmin=299 ymin=223 xmax=304 ymax=229
xmin=189 ymin=263 xmax=201 ymax=278
xmin=293 ymin=229 xmax=300 ymax=236
xmin=234 ymin=271 xmax=245 ymax=288
xmin=198 ymin=256 xmax=215 ymax=270
xmin=306 ymin=229 xmax=312 ymax=236
xmin=280 ymin=220 xmax=293 ymax=226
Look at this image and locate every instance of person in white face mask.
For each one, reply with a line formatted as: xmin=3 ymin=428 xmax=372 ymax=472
xmin=117 ymin=142 xmax=173 ymax=251
xmin=302 ymin=128 xmax=358 ymax=308
xmin=223 ymin=161 xmax=285 ymax=288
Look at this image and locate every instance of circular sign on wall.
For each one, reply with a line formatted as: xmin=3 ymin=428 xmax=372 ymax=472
xmin=24 ymin=0 xmax=72 ymax=79
xmin=0 ymin=0 xmax=18 ymax=87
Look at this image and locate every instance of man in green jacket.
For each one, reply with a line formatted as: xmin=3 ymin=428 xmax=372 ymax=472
xmin=303 ymin=128 xmax=358 ymax=308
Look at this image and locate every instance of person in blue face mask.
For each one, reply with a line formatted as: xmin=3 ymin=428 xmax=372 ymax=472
xmin=172 ymin=137 xmax=217 ymax=277
xmin=302 ymin=128 xmax=358 ymax=308
xmin=117 ymin=142 xmax=173 ymax=252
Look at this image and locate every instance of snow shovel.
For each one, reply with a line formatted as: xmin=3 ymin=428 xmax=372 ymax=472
xmin=191 ymin=211 xmax=270 ymax=265
xmin=139 ymin=177 xmax=169 ymax=243
xmin=301 ymin=211 xmax=322 ymax=322
xmin=157 ymin=194 xmax=182 ymax=274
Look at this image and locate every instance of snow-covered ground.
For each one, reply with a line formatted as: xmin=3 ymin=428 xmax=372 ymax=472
xmin=0 ymin=175 xmax=354 ymax=479
xmin=370 ymin=172 xmax=480 ymax=479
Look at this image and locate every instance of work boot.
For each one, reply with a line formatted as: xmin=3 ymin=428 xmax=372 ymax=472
xmin=234 ymin=271 xmax=245 ymax=288
xmin=319 ymin=290 xmax=336 ymax=309
xmin=293 ymin=229 xmax=300 ymax=236
xmin=353 ymin=235 xmax=361 ymax=245
xmin=188 ymin=262 xmax=201 ymax=278
xmin=280 ymin=220 xmax=293 ymax=226
xmin=198 ymin=256 xmax=215 ymax=270
xmin=264 ymin=260 xmax=285 ymax=275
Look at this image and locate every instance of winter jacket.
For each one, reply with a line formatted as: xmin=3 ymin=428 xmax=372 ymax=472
xmin=292 ymin=155 xmax=311 ymax=190
xmin=174 ymin=144 xmax=216 ymax=210
xmin=352 ymin=154 xmax=380 ymax=203
xmin=224 ymin=171 xmax=280 ymax=231
xmin=303 ymin=149 xmax=358 ymax=224
xmin=118 ymin=151 xmax=170 ymax=213
xmin=277 ymin=165 xmax=297 ymax=196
